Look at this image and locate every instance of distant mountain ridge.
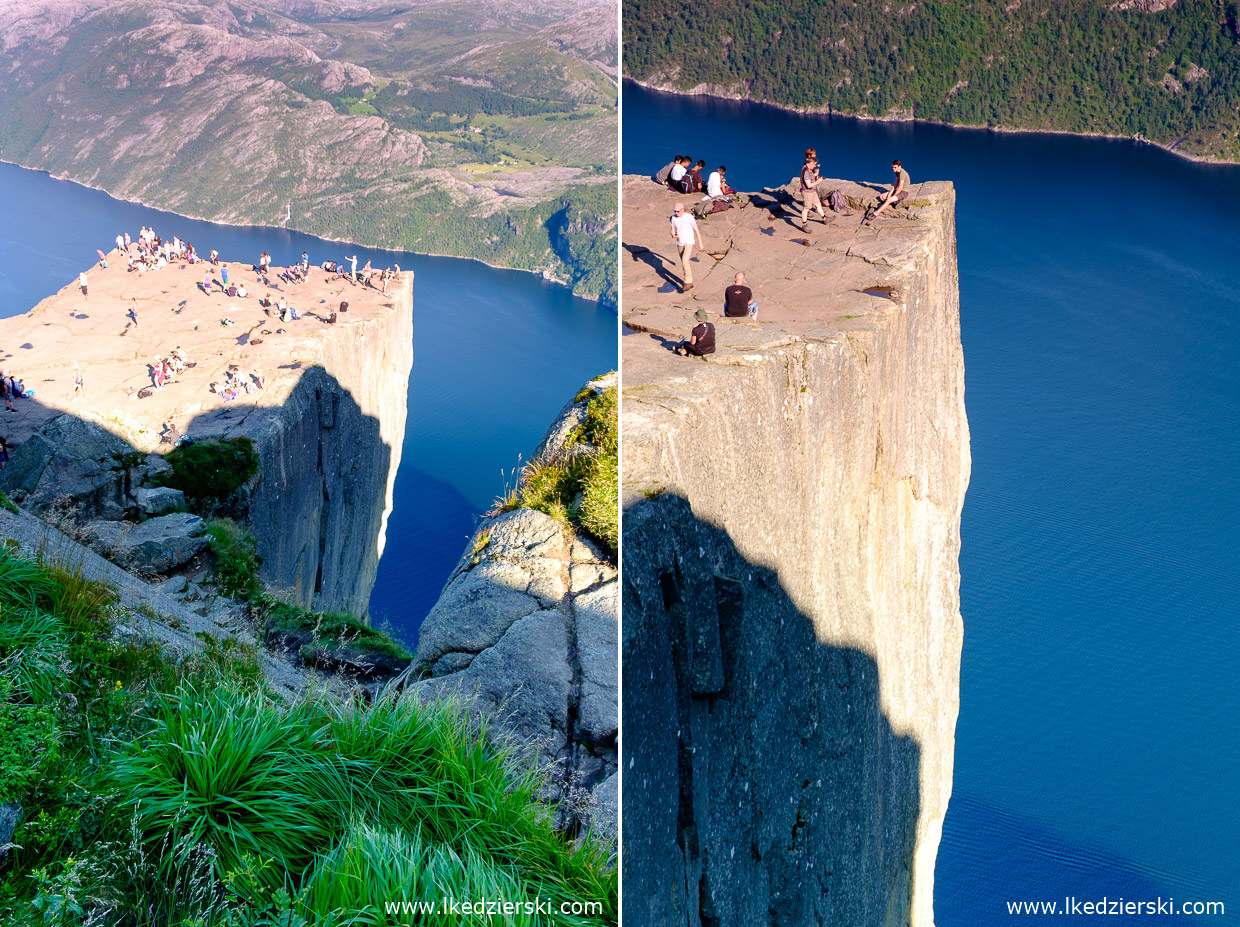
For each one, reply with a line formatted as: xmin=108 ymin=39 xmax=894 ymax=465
xmin=624 ymin=0 xmax=1240 ymax=163
xmin=0 ymin=0 xmax=617 ymax=305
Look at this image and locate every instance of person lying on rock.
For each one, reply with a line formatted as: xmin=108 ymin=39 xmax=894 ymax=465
xmin=866 ymin=159 xmax=911 ymax=223
xmin=724 ymin=272 xmax=758 ymax=318
xmin=675 ymin=308 xmax=716 ymax=357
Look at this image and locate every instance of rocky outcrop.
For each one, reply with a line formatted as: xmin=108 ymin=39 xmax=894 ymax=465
xmin=0 ymin=260 xmax=413 ymax=617
xmin=84 ymin=512 xmax=207 ymax=574
xmin=621 ymin=177 xmax=969 ymax=926
xmin=399 ymin=375 xmax=618 ymax=838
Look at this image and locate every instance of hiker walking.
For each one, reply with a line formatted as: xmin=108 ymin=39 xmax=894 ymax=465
xmin=669 ymin=204 xmax=704 ymax=294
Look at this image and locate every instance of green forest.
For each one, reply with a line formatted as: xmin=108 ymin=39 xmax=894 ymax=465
xmin=624 ymin=0 xmax=1240 ymax=161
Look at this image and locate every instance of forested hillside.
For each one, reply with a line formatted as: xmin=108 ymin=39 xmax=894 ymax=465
xmin=0 ymin=0 xmax=618 ymax=304
xmin=624 ymin=0 xmax=1240 ymax=161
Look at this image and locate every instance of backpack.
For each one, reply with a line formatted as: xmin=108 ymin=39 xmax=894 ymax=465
xmin=826 ymin=189 xmax=851 ymax=214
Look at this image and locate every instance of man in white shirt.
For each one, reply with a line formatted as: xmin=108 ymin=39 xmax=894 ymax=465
xmin=669 ymin=204 xmax=704 ymax=293
xmin=669 ymin=158 xmax=687 ymax=188
xmin=706 ymin=165 xmax=733 ymax=199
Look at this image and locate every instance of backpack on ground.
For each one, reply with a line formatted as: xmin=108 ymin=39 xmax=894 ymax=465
xmin=826 ymin=189 xmax=851 ymax=214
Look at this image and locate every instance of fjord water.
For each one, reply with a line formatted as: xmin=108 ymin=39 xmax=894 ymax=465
xmin=0 ymin=160 xmax=615 ymax=644
xmin=624 ymin=83 xmax=1240 ymax=923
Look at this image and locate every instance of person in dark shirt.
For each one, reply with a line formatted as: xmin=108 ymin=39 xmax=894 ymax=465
xmin=866 ymin=159 xmax=912 ymax=222
xmin=686 ymin=159 xmax=706 ymax=193
xmin=675 ymin=308 xmax=716 ymax=356
xmin=723 ymin=272 xmax=756 ymax=317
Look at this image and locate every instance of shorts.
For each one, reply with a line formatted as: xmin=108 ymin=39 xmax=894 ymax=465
xmin=802 ymin=187 xmax=822 ymax=210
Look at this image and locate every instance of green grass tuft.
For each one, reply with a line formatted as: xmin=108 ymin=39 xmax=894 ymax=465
xmin=499 ymin=383 xmax=618 ymax=554
xmin=155 ymin=437 xmax=258 ymax=509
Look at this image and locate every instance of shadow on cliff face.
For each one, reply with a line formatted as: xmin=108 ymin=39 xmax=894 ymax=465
xmin=0 ymin=367 xmax=394 ymax=619
xmin=623 ymin=493 xmax=922 ymax=927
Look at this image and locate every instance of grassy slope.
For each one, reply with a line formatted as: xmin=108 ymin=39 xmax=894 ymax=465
xmin=624 ymin=0 xmax=1240 ymax=162
xmin=0 ymin=546 xmax=616 ymax=925
xmin=0 ymin=0 xmax=618 ymax=305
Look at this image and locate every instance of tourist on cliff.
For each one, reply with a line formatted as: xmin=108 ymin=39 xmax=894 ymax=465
xmin=73 ymin=366 xmax=83 ymax=400
xmin=347 ymin=254 xmax=359 ymax=282
xmin=124 ymin=232 xmax=131 ymax=251
xmin=221 ymin=265 xmax=230 ymax=287
xmin=675 ymin=308 xmax=716 ymax=357
xmin=78 ymin=271 xmax=88 ymax=299
xmin=800 ymin=149 xmax=827 ymax=232
xmin=653 ymin=156 xmax=678 ymax=185
xmin=115 ymin=233 xmax=125 ymax=254
xmin=686 ymin=160 xmax=706 ymax=193
xmin=669 ymin=157 xmax=688 ymax=192
xmin=128 ymin=298 xmax=138 ymax=327
xmin=866 ymin=159 xmax=911 ymax=223
xmin=724 ymin=272 xmax=757 ymax=318
xmin=706 ymin=165 xmax=734 ymax=200
xmin=669 ymin=204 xmax=704 ymax=293
xmin=0 ymin=376 xmax=14 ymax=413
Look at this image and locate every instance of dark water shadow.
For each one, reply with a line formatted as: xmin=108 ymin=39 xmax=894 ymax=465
xmin=623 ymin=493 xmax=922 ymax=927
xmin=937 ymin=794 xmax=1199 ymax=925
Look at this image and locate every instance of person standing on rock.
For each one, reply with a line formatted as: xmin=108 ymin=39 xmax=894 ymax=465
xmin=675 ymin=308 xmax=716 ymax=357
xmin=866 ymin=159 xmax=911 ymax=223
xmin=348 ymin=254 xmax=359 ymax=282
xmin=0 ymin=375 xmax=14 ymax=413
xmin=669 ymin=204 xmax=704 ymax=294
xmin=78 ymin=271 xmax=88 ymax=299
xmin=800 ymin=149 xmax=827 ymax=232
xmin=73 ymin=366 xmax=83 ymax=400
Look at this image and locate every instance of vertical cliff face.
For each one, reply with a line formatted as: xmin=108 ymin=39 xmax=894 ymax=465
xmin=621 ymin=178 xmax=969 ymax=926
xmin=243 ymin=278 xmax=413 ymax=616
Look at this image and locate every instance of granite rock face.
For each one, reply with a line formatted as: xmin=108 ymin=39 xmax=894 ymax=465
xmin=621 ymin=177 xmax=969 ymax=926
xmin=85 ymin=512 xmax=207 ymax=573
xmin=406 ymin=375 xmax=618 ymax=837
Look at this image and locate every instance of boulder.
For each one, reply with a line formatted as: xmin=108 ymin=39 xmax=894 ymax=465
xmin=0 ymin=803 xmax=21 ymax=859
xmin=0 ymin=414 xmax=133 ymax=520
xmin=87 ymin=513 xmax=207 ymax=573
xmin=135 ymin=486 xmax=186 ymax=516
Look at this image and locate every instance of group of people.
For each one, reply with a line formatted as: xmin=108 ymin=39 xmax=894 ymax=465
xmin=0 ymin=371 xmax=26 ymax=412
xmin=667 ymin=150 xmax=913 ymax=357
xmin=654 ymin=156 xmax=736 ymax=201
xmin=209 ymin=366 xmax=263 ymax=402
xmin=149 ymin=348 xmax=194 ymax=391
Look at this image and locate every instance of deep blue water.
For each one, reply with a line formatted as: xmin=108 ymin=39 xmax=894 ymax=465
xmin=624 ymin=83 xmax=1240 ymax=924
xmin=0 ymin=160 xmax=615 ymax=644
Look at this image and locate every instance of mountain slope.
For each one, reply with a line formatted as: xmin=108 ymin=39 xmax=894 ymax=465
xmin=624 ymin=0 xmax=1240 ymax=163
xmin=0 ymin=0 xmax=617 ymax=304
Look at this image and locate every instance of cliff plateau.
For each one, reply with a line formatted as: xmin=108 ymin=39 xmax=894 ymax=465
xmin=0 ymin=251 xmax=413 ymax=616
xmin=621 ymin=176 xmax=970 ymax=926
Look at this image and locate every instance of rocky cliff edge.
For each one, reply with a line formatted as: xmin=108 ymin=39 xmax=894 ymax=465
xmin=621 ymin=175 xmax=970 ymax=926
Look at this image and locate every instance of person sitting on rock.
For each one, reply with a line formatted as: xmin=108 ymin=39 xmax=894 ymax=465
xmin=723 ymin=272 xmax=758 ymax=318
xmin=866 ymin=159 xmax=911 ymax=223
xmin=706 ymin=165 xmax=735 ymax=200
xmin=653 ymin=156 xmax=679 ymax=186
xmin=675 ymin=308 xmax=716 ymax=357
xmin=685 ymin=160 xmax=706 ymax=193
xmin=237 ymin=283 xmax=247 ymax=298
xmin=668 ymin=157 xmax=689 ymax=192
